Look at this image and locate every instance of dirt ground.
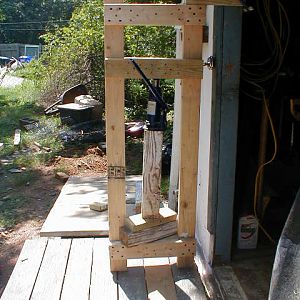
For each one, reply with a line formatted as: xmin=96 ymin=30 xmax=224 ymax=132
xmin=0 ymin=146 xmax=108 ymax=295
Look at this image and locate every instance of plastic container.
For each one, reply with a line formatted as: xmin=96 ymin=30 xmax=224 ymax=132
xmin=57 ymin=103 xmax=93 ymax=125
xmin=237 ymin=215 xmax=258 ymax=249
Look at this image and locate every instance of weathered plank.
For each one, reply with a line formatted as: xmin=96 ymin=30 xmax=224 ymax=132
xmin=60 ymin=238 xmax=94 ymax=300
xmin=90 ymin=238 xmax=119 ymax=299
xmin=110 ymin=236 xmax=196 ymax=259
xmin=104 ymin=4 xmax=205 ymax=26
xmin=105 ymin=58 xmax=203 ymax=79
xmin=171 ymin=262 xmax=207 ymax=299
xmin=30 ymin=238 xmax=71 ymax=300
xmin=120 ymin=221 xmax=177 ymax=247
xmin=142 ymin=130 xmax=163 ymax=219
xmin=118 ymin=259 xmax=147 ymax=300
xmin=144 ymin=257 xmax=177 ymax=300
xmin=1 ymin=239 xmax=48 ymax=300
xmin=125 ymin=207 xmax=177 ymax=232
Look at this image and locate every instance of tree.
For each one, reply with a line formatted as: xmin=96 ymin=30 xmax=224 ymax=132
xmin=0 ymin=0 xmax=81 ymax=44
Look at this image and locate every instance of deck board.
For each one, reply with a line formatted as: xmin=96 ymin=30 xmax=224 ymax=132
xmin=144 ymin=258 xmax=177 ymax=300
xmin=1 ymin=238 xmax=48 ymax=300
xmin=60 ymin=238 xmax=94 ymax=300
xmin=118 ymin=259 xmax=147 ymax=300
xmin=40 ymin=176 xmax=142 ymax=237
xmin=2 ymin=237 xmax=208 ymax=300
xmin=171 ymin=261 xmax=207 ymax=299
xmin=30 ymin=238 xmax=71 ymax=300
xmin=89 ymin=238 xmax=118 ymax=300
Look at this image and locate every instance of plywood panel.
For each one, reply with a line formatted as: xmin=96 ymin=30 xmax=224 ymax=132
xmin=1 ymin=239 xmax=48 ymax=300
xmin=105 ymin=58 xmax=203 ymax=79
xmin=40 ymin=176 xmax=142 ymax=238
xmin=105 ymin=4 xmax=205 ymax=26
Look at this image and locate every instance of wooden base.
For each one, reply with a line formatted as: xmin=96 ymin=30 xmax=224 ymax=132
xmin=125 ymin=207 xmax=177 ymax=232
xmin=109 ymin=235 xmax=196 ymax=271
xmin=120 ymin=221 xmax=177 ymax=247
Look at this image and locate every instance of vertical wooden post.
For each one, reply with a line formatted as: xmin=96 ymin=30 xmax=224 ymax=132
xmin=142 ymin=130 xmax=164 ymax=219
xmin=177 ymin=8 xmax=204 ymax=267
xmin=104 ymin=0 xmax=127 ymax=271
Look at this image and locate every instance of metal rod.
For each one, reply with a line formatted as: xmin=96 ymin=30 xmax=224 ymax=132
xmin=130 ymin=59 xmax=168 ymax=110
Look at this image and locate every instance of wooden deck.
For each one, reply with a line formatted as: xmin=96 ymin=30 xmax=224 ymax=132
xmin=1 ymin=237 xmax=208 ymax=300
xmin=40 ymin=176 xmax=142 ymax=238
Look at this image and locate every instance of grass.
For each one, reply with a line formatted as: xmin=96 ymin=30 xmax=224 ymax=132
xmin=0 ymin=195 xmax=26 ymax=228
xmin=0 ymin=81 xmax=64 ymax=168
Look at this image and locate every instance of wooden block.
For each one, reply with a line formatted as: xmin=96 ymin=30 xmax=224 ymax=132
xmin=105 ymin=58 xmax=203 ymax=79
xmin=104 ymin=4 xmax=205 ymax=26
xmin=120 ymin=221 xmax=177 ymax=247
xmin=89 ymin=201 xmax=108 ymax=212
xmin=142 ymin=130 xmax=163 ymax=219
xmin=110 ymin=236 xmax=196 ymax=259
xmin=13 ymin=129 xmax=21 ymax=146
xmin=125 ymin=207 xmax=177 ymax=232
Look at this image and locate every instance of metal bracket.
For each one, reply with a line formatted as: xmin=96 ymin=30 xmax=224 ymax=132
xmin=108 ymin=166 xmax=126 ymax=179
xmin=203 ymin=56 xmax=215 ymax=70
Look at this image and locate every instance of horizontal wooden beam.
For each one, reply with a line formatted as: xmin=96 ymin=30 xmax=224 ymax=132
xmin=104 ymin=4 xmax=205 ymax=26
xmin=109 ymin=236 xmax=196 ymax=259
xmin=105 ymin=58 xmax=203 ymax=79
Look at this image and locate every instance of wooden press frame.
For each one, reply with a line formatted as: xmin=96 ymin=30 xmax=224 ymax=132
xmin=104 ymin=0 xmax=241 ymax=271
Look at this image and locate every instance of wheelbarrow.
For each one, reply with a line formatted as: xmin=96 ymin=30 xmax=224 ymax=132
xmin=44 ymin=84 xmax=88 ymax=115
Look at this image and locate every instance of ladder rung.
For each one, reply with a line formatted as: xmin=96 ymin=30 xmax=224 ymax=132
xmin=105 ymin=58 xmax=203 ymax=79
xmin=104 ymin=4 xmax=205 ymax=26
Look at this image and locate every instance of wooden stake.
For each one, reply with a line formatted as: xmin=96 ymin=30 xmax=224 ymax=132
xmin=142 ymin=130 xmax=163 ymax=219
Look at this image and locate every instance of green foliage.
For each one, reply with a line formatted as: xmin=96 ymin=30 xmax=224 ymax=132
xmin=30 ymin=0 xmax=176 ymax=120
xmin=0 ymin=82 xmax=64 ymax=166
xmin=34 ymin=0 xmax=104 ymax=106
